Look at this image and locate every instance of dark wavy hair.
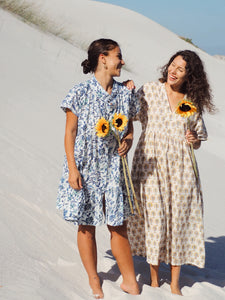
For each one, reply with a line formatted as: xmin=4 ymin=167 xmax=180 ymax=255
xmin=81 ymin=38 xmax=119 ymax=74
xmin=159 ymin=50 xmax=215 ymax=114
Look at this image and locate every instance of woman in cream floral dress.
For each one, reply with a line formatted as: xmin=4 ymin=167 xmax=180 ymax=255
xmin=127 ymin=50 xmax=215 ymax=295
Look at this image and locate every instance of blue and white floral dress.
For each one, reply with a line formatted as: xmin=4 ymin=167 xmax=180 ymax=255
xmin=57 ymin=76 xmax=139 ymax=226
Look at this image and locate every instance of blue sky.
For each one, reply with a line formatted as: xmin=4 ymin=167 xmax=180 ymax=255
xmin=94 ymin=0 xmax=225 ymax=55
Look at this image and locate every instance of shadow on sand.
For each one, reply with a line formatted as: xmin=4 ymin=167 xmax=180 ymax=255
xmin=98 ymin=236 xmax=225 ymax=291
xmin=180 ymin=235 xmax=225 ymax=288
xmin=98 ymin=249 xmax=149 ymax=293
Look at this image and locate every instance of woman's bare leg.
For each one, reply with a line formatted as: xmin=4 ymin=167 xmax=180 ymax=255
xmin=170 ymin=265 xmax=182 ymax=295
xmin=150 ymin=264 xmax=160 ymax=287
xmin=107 ymin=222 xmax=140 ymax=295
xmin=77 ymin=225 xmax=104 ymax=299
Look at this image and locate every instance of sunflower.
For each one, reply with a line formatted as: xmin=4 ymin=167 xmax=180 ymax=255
xmin=112 ymin=113 xmax=128 ymax=131
xmin=175 ymin=99 xmax=197 ymax=118
xmin=95 ymin=117 xmax=110 ymax=137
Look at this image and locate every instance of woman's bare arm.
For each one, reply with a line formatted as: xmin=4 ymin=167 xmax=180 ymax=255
xmin=65 ymin=109 xmax=83 ymax=190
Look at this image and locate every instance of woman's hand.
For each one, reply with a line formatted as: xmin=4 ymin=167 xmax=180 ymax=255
xmin=118 ymin=138 xmax=133 ymax=157
xmin=123 ymin=80 xmax=136 ymax=90
xmin=185 ymin=129 xmax=201 ymax=149
xmin=118 ymin=120 xmax=134 ymax=156
xmin=68 ymin=168 xmax=83 ymax=190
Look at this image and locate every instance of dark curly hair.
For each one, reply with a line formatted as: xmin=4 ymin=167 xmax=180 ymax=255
xmin=159 ymin=50 xmax=215 ymax=114
xmin=81 ymin=38 xmax=119 ymax=74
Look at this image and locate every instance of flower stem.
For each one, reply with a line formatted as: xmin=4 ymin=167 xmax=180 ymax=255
xmin=190 ymin=143 xmax=198 ymax=180
xmin=123 ymin=157 xmax=141 ymax=216
xmin=121 ymin=156 xmax=133 ymax=214
xmin=113 ymin=131 xmax=133 ymax=214
xmin=187 ymin=118 xmax=198 ymax=180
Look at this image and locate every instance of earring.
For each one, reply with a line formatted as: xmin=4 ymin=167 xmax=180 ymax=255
xmin=103 ymin=64 xmax=107 ymax=70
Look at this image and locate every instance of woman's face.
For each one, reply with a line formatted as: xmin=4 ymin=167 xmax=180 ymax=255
xmin=103 ymin=46 xmax=125 ymax=77
xmin=167 ymin=55 xmax=187 ymax=89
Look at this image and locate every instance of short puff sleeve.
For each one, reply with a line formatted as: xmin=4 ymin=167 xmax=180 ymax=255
xmin=189 ymin=113 xmax=208 ymax=141
xmin=132 ymin=86 xmax=148 ymax=124
xmin=128 ymin=90 xmax=140 ymax=119
xmin=61 ymin=86 xmax=80 ymax=116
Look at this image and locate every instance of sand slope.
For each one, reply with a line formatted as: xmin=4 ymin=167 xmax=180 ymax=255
xmin=0 ymin=1 xmax=225 ymax=299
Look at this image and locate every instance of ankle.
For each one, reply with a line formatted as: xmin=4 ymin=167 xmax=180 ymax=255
xmin=170 ymin=281 xmax=180 ymax=288
xmin=89 ymin=275 xmax=102 ymax=289
xmin=151 ymin=280 xmax=159 ymax=287
xmin=150 ymin=274 xmax=159 ymax=287
xmin=89 ymin=276 xmax=104 ymax=299
xmin=170 ymin=282 xmax=182 ymax=296
xmin=120 ymin=281 xmax=140 ymax=295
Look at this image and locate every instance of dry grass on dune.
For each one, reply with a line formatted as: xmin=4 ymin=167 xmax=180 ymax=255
xmin=0 ymin=0 xmax=73 ymax=43
xmin=0 ymin=0 xmax=136 ymax=73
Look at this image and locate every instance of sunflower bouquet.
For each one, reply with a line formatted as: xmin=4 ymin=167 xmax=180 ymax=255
xmin=95 ymin=113 xmax=141 ymax=216
xmin=175 ymin=99 xmax=198 ymax=179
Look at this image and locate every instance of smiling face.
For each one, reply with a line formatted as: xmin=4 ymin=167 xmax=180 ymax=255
xmin=102 ymin=46 xmax=125 ymax=77
xmin=167 ymin=55 xmax=187 ymax=89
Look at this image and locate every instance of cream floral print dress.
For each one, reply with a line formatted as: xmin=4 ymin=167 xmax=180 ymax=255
xmin=127 ymin=81 xmax=207 ymax=268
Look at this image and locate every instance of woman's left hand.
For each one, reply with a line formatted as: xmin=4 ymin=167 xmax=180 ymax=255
xmin=118 ymin=138 xmax=133 ymax=156
xmin=123 ymin=80 xmax=136 ymax=90
xmin=185 ymin=129 xmax=201 ymax=149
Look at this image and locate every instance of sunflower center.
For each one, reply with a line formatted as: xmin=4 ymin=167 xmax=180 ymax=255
xmin=102 ymin=124 xmax=107 ymax=132
xmin=115 ymin=118 xmax=123 ymax=127
xmin=180 ymin=104 xmax=191 ymax=112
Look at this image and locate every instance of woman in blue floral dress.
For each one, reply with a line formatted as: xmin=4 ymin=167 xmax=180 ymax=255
xmin=57 ymin=39 xmax=140 ymax=298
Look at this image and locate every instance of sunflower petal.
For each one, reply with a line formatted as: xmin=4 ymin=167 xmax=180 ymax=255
xmin=112 ymin=113 xmax=128 ymax=131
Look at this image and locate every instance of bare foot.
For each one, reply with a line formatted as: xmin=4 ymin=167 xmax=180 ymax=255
xmin=89 ymin=276 xmax=104 ymax=299
xmin=120 ymin=282 xmax=140 ymax=295
xmin=170 ymin=284 xmax=183 ymax=296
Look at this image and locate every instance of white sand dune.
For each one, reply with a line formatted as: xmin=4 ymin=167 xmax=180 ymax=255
xmin=0 ymin=0 xmax=225 ymax=299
